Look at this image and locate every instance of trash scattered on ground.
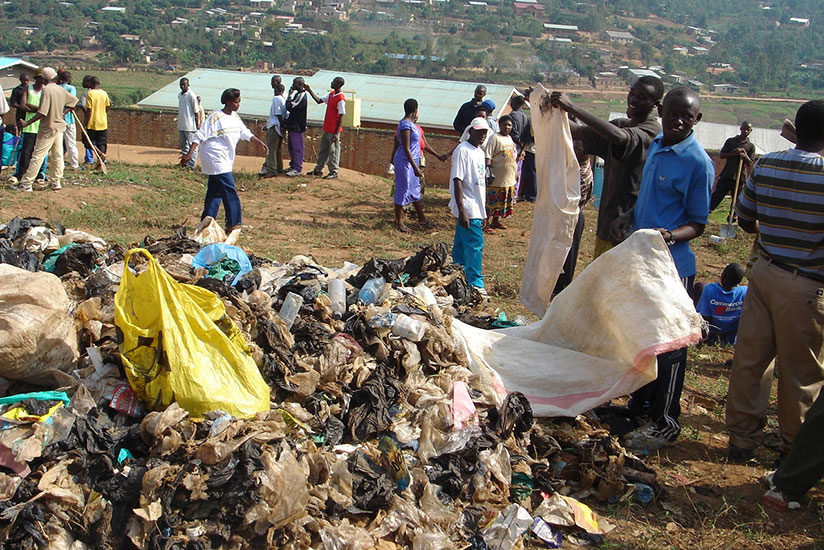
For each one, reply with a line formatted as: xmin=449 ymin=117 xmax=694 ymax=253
xmin=0 ymin=215 xmax=666 ymax=549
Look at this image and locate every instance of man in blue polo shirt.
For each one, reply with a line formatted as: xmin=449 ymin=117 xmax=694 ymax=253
xmin=620 ymin=86 xmax=714 ymax=452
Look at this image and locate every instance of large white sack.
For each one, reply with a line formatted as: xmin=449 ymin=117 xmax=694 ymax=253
xmin=0 ymin=264 xmax=79 ymax=387
xmin=453 ymin=230 xmax=703 ymax=417
xmin=519 ymin=85 xmax=581 ymax=316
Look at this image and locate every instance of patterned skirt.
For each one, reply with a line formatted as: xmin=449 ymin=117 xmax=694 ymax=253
xmin=486 ymin=185 xmax=515 ymax=218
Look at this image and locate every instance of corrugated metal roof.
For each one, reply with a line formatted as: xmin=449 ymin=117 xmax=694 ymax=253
xmin=0 ymin=57 xmax=39 ymax=71
xmin=609 ymin=112 xmax=792 ymax=155
xmin=137 ymin=68 xmax=517 ymax=130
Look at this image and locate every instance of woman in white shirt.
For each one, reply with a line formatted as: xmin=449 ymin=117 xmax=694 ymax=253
xmin=181 ymin=88 xmax=268 ymax=242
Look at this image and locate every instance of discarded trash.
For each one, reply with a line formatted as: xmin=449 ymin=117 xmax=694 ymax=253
xmin=483 ymin=504 xmax=534 ymax=550
xmin=279 ymin=291 xmax=304 ymax=330
xmin=531 ymin=516 xmax=563 ymax=548
xmin=634 ymin=482 xmax=655 ymax=504
xmin=328 ymin=277 xmax=347 ymax=319
xmin=359 ymin=276 xmax=386 ymax=305
xmin=115 ymin=248 xmax=270 ymax=418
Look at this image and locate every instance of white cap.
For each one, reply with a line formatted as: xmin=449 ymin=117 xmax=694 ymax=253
xmin=469 ymin=117 xmax=488 ymax=130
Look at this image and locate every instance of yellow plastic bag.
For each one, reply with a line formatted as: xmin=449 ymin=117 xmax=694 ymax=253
xmin=114 ymin=249 xmax=270 ymax=419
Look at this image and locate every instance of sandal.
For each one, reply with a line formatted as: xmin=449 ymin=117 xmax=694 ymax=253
xmin=490 ymin=222 xmax=507 ymax=230
xmin=396 ymin=223 xmax=413 ymax=233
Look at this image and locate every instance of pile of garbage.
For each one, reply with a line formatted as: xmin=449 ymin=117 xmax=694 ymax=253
xmin=0 ymin=217 xmax=661 ymax=550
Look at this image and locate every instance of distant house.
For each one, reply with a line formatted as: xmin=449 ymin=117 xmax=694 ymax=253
xmin=788 ymin=17 xmax=810 ymax=27
xmin=687 ymin=79 xmax=703 ymax=89
xmin=546 ymin=37 xmax=573 ymax=49
xmin=101 ymin=6 xmax=126 ymax=13
xmin=15 ymin=26 xmax=39 ymax=36
xmin=593 ymin=71 xmax=624 ymax=90
xmin=605 ymin=30 xmax=635 ymax=44
xmin=543 ymin=23 xmax=578 ymax=37
xmin=0 ymin=57 xmax=38 ymax=90
xmin=466 ymin=1 xmax=488 ymax=7
xmin=690 ymin=46 xmax=709 ymax=55
xmin=622 ymin=67 xmax=660 ymax=81
xmin=670 ymin=74 xmax=687 ymax=84
xmin=250 ymin=0 xmax=275 ymax=7
xmin=513 ymin=1 xmax=545 ymax=18
xmin=81 ymin=36 xmax=99 ymax=48
xmin=712 ymin=83 xmax=739 ymax=94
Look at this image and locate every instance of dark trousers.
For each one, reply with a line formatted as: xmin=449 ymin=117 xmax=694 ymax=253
xmin=202 ymin=172 xmax=242 ymax=229
xmin=554 ymin=210 xmax=585 ymax=294
xmin=14 ymin=132 xmax=43 ymax=179
xmin=519 ymin=151 xmax=537 ymax=201
xmin=710 ymin=176 xmax=740 ymax=212
xmin=85 ymin=128 xmax=107 ymax=155
xmin=628 ymin=275 xmax=694 ymax=440
xmin=773 ymin=388 xmax=824 ymax=499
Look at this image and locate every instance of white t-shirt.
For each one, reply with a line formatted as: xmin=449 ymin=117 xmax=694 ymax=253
xmin=449 ymin=141 xmax=487 ymax=219
xmin=267 ymin=93 xmax=286 ymax=135
xmin=193 ymin=110 xmax=254 ymax=175
xmin=178 ymin=89 xmax=200 ymax=131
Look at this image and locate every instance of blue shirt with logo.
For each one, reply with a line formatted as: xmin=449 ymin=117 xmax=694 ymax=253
xmin=631 ymin=131 xmax=714 ymax=277
xmin=696 ymin=282 xmax=747 ymax=336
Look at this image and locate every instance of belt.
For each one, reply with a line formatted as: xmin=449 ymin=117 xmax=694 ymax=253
xmin=761 ymin=255 xmax=824 ymax=284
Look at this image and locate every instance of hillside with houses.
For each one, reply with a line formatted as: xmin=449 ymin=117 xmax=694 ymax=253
xmin=0 ymin=0 xmax=821 ymax=96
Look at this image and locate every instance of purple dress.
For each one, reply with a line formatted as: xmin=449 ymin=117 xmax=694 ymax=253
xmin=393 ymin=119 xmax=422 ymax=206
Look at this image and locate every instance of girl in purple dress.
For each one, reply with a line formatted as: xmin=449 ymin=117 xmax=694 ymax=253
xmin=390 ymin=98 xmax=446 ymax=232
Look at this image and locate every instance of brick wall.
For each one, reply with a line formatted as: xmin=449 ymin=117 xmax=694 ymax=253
xmin=105 ymin=107 xmax=460 ymax=186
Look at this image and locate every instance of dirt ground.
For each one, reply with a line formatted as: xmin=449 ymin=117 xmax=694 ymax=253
xmin=1 ymin=154 xmax=823 ymax=550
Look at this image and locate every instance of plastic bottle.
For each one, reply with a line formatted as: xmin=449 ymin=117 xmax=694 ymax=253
xmin=368 ymin=312 xmax=397 ymax=329
xmin=391 ymin=313 xmax=426 ymax=341
xmin=279 ymin=292 xmax=304 ymax=330
xmin=328 ymin=278 xmax=346 ymax=320
xmin=358 ymin=276 xmax=386 ymax=305
xmin=634 ymin=482 xmax=654 ymax=504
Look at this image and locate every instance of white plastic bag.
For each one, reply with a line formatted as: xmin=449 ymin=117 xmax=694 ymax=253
xmin=519 ymin=84 xmax=581 ymax=316
xmin=453 ymin=230 xmax=703 ymax=417
xmin=0 ymin=265 xmax=78 ymax=386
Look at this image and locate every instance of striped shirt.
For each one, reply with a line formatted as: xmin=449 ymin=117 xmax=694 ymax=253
xmin=736 ymin=148 xmax=824 ymax=277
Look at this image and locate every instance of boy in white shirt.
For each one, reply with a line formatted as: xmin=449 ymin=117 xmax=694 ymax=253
xmin=450 ymin=117 xmax=489 ymax=296
xmin=260 ymin=75 xmax=286 ymax=177
xmin=178 ymin=77 xmax=201 ymax=168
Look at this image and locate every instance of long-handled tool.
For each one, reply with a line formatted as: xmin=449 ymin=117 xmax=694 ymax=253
xmin=74 ymin=117 xmax=107 ymax=174
xmin=720 ymin=157 xmax=744 ymax=239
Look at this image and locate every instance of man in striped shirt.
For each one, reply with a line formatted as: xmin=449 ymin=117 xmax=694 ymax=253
xmin=725 ymin=99 xmax=824 ymax=463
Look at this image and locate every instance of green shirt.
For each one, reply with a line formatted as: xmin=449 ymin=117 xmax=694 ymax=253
xmin=23 ymin=85 xmax=41 ymax=134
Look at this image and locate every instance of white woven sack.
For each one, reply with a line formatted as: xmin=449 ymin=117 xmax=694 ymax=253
xmin=454 ymin=230 xmax=703 ymax=417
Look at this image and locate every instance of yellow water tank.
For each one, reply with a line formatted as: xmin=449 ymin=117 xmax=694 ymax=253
xmin=341 ymin=91 xmax=361 ymax=128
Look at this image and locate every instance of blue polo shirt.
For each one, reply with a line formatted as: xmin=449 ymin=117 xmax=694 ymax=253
xmin=631 ymin=131 xmax=713 ymax=278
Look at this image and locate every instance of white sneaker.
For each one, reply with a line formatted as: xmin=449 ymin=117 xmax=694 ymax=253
xmin=15 ymin=183 xmax=32 ymax=192
xmin=472 ymin=286 xmax=489 ymax=299
xmin=286 ymin=169 xmax=299 ymax=177
xmin=7 ymin=176 xmax=18 ymax=186
xmin=48 ymin=181 xmax=62 ymax=190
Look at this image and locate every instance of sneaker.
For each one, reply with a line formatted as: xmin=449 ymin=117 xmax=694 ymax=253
xmin=322 ymin=172 xmax=339 ymax=180
xmin=48 ymin=181 xmax=62 ymax=190
xmin=286 ymin=169 xmax=300 ymax=177
xmin=761 ymin=488 xmax=801 ymax=512
xmin=472 ymin=286 xmax=489 ymax=299
xmin=15 ymin=183 xmax=33 ymax=192
xmin=727 ymin=445 xmax=756 ymax=463
xmin=7 ymin=176 xmax=18 ymax=186
xmin=623 ymin=425 xmax=674 ymax=452
xmin=306 ymin=169 xmax=323 ymax=176
xmin=257 ymin=169 xmax=272 ymax=177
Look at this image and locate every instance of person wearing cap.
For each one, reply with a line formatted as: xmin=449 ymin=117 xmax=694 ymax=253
xmin=450 ymin=116 xmax=490 ymax=298
xmin=15 ymin=66 xmax=79 ymax=191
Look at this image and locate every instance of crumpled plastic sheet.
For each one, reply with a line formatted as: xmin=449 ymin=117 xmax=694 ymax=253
xmin=0 ymin=224 xmax=661 ymax=549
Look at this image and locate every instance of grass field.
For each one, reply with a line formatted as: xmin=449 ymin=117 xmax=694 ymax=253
xmin=88 ymin=69 xmax=179 ymax=105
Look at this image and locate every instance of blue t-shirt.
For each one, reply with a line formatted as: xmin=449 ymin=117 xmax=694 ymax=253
xmin=696 ymin=282 xmax=747 ymax=335
xmin=59 ymin=83 xmax=77 ymax=124
xmin=632 ymin=131 xmax=714 ymax=277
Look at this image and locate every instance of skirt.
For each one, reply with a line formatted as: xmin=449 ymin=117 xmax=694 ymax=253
xmin=486 ymin=185 xmax=515 ymax=218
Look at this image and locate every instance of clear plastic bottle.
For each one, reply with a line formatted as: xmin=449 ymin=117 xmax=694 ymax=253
xmin=391 ymin=313 xmax=426 ymax=341
xmin=328 ymin=278 xmax=346 ymax=320
xmin=358 ymin=276 xmax=386 ymax=305
xmin=279 ymin=292 xmax=304 ymax=330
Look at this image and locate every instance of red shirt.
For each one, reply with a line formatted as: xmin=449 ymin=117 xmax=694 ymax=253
xmin=323 ymin=91 xmax=345 ymax=134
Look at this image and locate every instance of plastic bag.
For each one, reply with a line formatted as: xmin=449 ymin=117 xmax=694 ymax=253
xmin=0 ymin=264 xmax=79 ymax=386
xmin=192 ymin=243 xmax=253 ymax=286
xmin=114 ymin=248 xmax=270 ymax=419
